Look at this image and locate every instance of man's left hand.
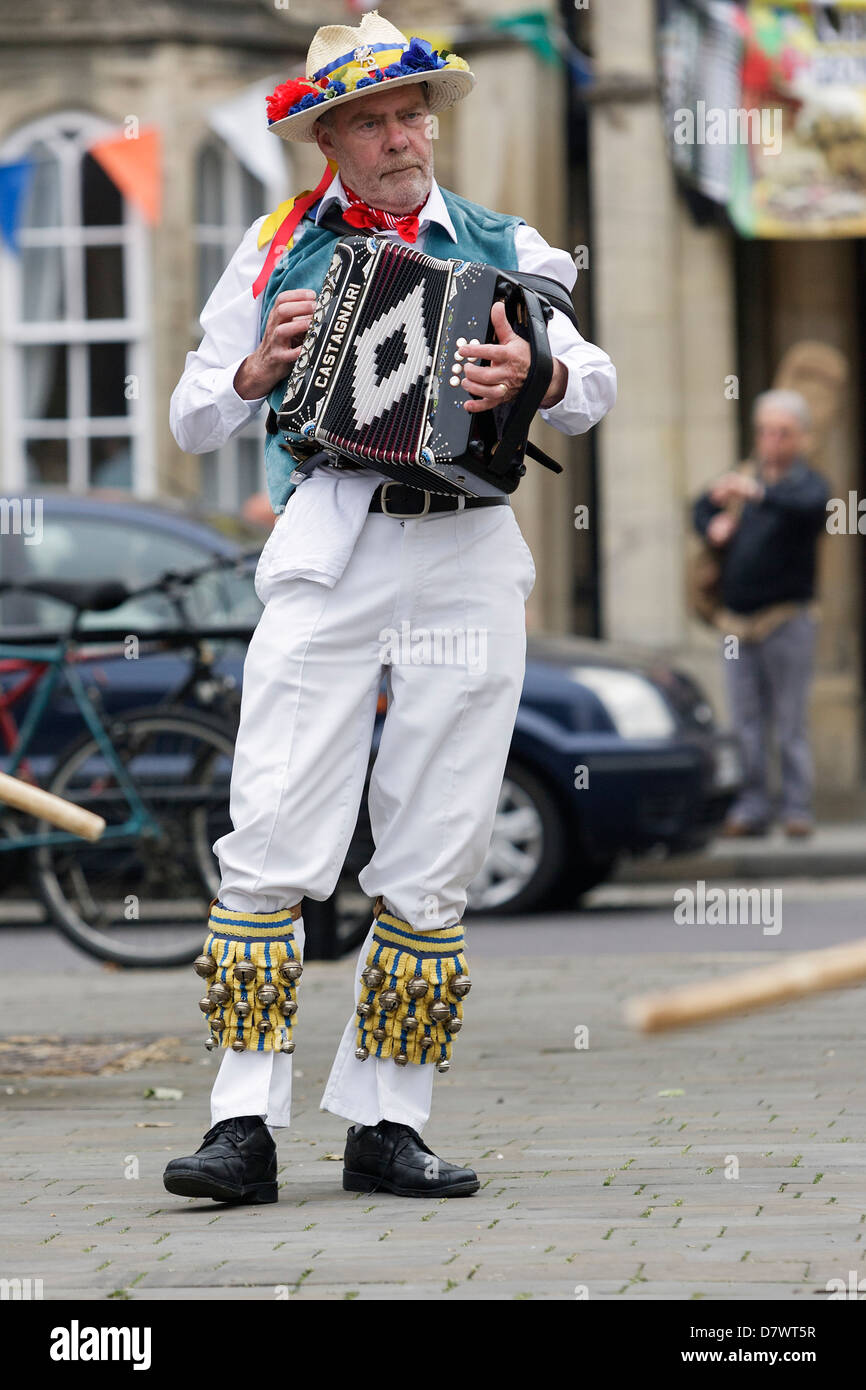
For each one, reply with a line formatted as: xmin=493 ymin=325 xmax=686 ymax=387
xmin=459 ymin=301 xmax=567 ymax=413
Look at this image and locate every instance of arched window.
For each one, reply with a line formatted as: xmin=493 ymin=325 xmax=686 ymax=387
xmin=194 ymin=137 xmax=283 ymax=512
xmin=0 ymin=112 xmax=152 ymax=494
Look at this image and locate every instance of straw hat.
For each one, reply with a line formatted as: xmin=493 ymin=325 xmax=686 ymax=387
xmin=266 ymin=10 xmax=475 ymax=143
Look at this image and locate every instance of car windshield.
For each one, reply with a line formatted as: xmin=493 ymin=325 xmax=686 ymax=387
xmin=0 ymin=506 xmax=264 ymax=635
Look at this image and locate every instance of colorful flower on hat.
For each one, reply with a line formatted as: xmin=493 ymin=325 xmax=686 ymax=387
xmin=336 ymin=62 xmax=374 ymax=90
xmin=401 ymin=37 xmax=447 ymax=73
xmin=266 ymin=78 xmax=322 ymax=123
xmin=267 ymin=37 xmax=471 ymax=125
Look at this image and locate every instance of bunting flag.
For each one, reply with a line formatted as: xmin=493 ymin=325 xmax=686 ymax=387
xmin=0 ymin=159 xmax=35 ymax=251
xmin=88 ymin=127 xmax=161 ymax=225
xmin=491 ymin=9 xmax=562 ymax=66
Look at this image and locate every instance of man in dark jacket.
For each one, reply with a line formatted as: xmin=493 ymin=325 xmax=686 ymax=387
xmin=693 ymin=390 xmax=829 ymax=838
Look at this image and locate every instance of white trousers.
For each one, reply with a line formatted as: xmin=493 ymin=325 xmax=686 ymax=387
xmin=209 ymin=503 xmax=535 ymax=1132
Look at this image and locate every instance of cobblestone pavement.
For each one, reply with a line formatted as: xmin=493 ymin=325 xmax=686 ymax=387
xmin=1 ymin=937 xmax=863 ymax=1301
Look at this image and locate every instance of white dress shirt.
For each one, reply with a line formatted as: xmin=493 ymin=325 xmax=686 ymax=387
xmin=170 ymin=174 xmax=616 ymax=587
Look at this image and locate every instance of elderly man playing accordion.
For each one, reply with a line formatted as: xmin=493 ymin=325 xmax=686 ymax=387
xmin=167 ymin=11 xmax=615 ymax=1204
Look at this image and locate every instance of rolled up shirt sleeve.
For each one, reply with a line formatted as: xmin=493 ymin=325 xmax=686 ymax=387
xmin=169 ymin=218 xmax=271 ymax=455
xmin=513 ymin=223 xmax=616 ymax=436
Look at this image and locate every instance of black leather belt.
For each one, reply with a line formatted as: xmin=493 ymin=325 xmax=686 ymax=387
xmin=369 ymin=481 xmax=509 ymax=519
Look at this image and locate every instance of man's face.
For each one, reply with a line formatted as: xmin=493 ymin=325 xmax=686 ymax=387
xmin=754 ymin=407 xmax=804 ymax=470
xmin=314 ymin=84 xmax=434 ymax=213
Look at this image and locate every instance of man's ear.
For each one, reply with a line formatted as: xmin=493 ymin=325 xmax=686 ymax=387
xmin=315 ymin=123 xmax=336 ymax=161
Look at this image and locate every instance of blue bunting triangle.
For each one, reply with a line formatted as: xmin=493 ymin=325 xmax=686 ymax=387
xmin=0 ymin=159 xmax=35 ymax=251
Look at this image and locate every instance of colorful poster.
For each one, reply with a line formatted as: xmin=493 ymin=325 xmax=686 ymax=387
xmin=661 ymin=1 xmax=866 ymax=237
xmin=729 ymin=2 xmax=866 ymax=235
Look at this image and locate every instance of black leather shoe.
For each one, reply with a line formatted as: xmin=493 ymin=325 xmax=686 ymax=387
xmin=343 ymin=1120 xmax=480 ymax=1197
xmin=163 ymin=1115 xmax=278 ymax=1204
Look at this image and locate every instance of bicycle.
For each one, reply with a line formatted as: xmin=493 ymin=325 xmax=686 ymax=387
xmin=0 ymin=568 xmax=244 ymax=967
xmin=0 ymin=554 xmax=374 ymax=966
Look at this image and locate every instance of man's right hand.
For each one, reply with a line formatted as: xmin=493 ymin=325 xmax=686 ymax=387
xmin=233 ymin=289 xmax=317 ymax=400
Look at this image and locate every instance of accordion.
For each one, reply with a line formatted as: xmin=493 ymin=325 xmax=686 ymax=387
xmin=276 ymin=234 xmax=567 ymax=497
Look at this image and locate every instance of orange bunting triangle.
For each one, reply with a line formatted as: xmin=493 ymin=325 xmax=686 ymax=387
xmin=89 ymin=127 xmax=162 ymax=225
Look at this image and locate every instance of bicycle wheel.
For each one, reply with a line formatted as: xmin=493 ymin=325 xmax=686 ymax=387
xmin=31 ymin=705 xmax=235 ymax=967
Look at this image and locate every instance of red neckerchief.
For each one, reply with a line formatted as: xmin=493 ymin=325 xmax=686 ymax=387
xmin=340 ymin=182 xmax=425 ymax=243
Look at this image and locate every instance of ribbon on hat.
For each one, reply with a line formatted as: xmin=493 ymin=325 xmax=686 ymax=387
xmin=252 ymin=159 xmax=337 ymax=299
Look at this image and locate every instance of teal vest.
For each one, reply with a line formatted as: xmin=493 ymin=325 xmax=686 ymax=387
xmin=259 ymin=188 xmax=524 ymax=515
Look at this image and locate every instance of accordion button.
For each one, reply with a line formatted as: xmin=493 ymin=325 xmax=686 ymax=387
xmin=449 ymin=376 xmax=460 ymax=387
xmin=456 ymin=337 xmax=467 ymax=346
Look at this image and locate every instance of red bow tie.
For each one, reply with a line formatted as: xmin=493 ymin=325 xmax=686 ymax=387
xmin=340 ymin=183 xmax=425 ymax=244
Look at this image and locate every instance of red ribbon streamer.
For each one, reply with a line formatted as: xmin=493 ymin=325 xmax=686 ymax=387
xmin=252 ymin=162 xmax=337 ymax=300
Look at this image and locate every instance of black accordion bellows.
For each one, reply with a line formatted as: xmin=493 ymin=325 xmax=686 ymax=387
xmin=277 ymin=235 xmax=559 ymax=498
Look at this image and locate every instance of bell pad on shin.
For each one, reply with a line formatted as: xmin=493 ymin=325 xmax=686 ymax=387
xmin=194 ymin=899 xmax=303 ymax=1054
xmin=354 ymin=910 xmax=470 ymax=1069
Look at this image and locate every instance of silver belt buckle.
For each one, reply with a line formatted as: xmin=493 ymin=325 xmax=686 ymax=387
xmin=379 ymin=481 xmax=431 ymax=519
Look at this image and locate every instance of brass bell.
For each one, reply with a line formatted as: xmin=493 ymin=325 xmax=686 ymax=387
xmin=257 ymin=1018 xmax=272 ymax=1034
xmin=437 ymin=1059 xmax=451 ymax=1073
xmin=234 ymin=999 xmax=252 ymax=1019
xmin=280 ymin=1036 xmax=295 ymax=1054
xmin=362 ymin=965 xmax=385 ymax=989
xmin=372 ymin=1027 xmax=386 ymax=1042
xmin=233 ymin=959 xmax=256 ymax=986
xmin=449 ymin=973 xmax=472 ymax=998
xmin=355 ymin=1045 xmax=369 ymax=1061
xmin=419 ymin=1031 xmax=434 ymax=1049
xmin=406 ymin=977 xmax=428 ymax=1000
xmin=194 ymin=954 xmax=217 ymax=979
xmin=231 ymin=1038 xmax=247 ymax=1052
xmin=379 ymin=989 xmax=399 ymax=1012
xmin=198 ymin=996 xmax=213 ymax=1014
xmin=279 ymin=960 xmax=303 ymax=984
xmin=403 ymin=1015 xmax=418 ymax=1031
xmin=257 ymin=983 xmax=278 ymax=1006
xmin=394 ymin=1052 xmax=409 ymax=1067
xmin=280 ymin=999 xmax=298 ymax=1017
xmin=429 ymin=1000 xmax=452 ymax=1025
xmin=208 ymin=982 xmax=230 ymax=1006
xmin=210 ymin=1017 xmax=225 ymax=1033
xmin=204 ymin=1035 xmax=216 ymax=1051
xmin=447 ymin=1017 xmax=463 ymax=1033
xmin=357 ymin=1000 xmax=373 ymax=1018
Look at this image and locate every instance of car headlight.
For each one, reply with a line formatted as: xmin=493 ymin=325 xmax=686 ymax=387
xmin=571 ymin=666 xmax=677 ymax=739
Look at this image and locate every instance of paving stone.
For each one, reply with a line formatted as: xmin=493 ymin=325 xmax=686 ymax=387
xmin=1 ymin=951 xmax=864 ymax=1300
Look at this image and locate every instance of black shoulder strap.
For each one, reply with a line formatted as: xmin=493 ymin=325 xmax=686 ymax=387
xmin=509 ymin=271 xmax=580 ymax=332
xmin=316 ymin=204 xmax=365 ymax=238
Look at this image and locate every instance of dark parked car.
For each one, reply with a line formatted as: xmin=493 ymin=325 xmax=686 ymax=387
xmin=0 ymin=492 xmax=741 ymax=914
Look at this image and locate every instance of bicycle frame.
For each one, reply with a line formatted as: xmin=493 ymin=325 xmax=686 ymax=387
xmin=0 ymin=637 xmax=163 ymax=851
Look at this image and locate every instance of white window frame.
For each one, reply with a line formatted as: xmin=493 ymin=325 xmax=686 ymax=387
xmin=193 ymin=136 xmax=284 ymax=513
xmin=0 ymin=110 xmax=153 ymax=496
